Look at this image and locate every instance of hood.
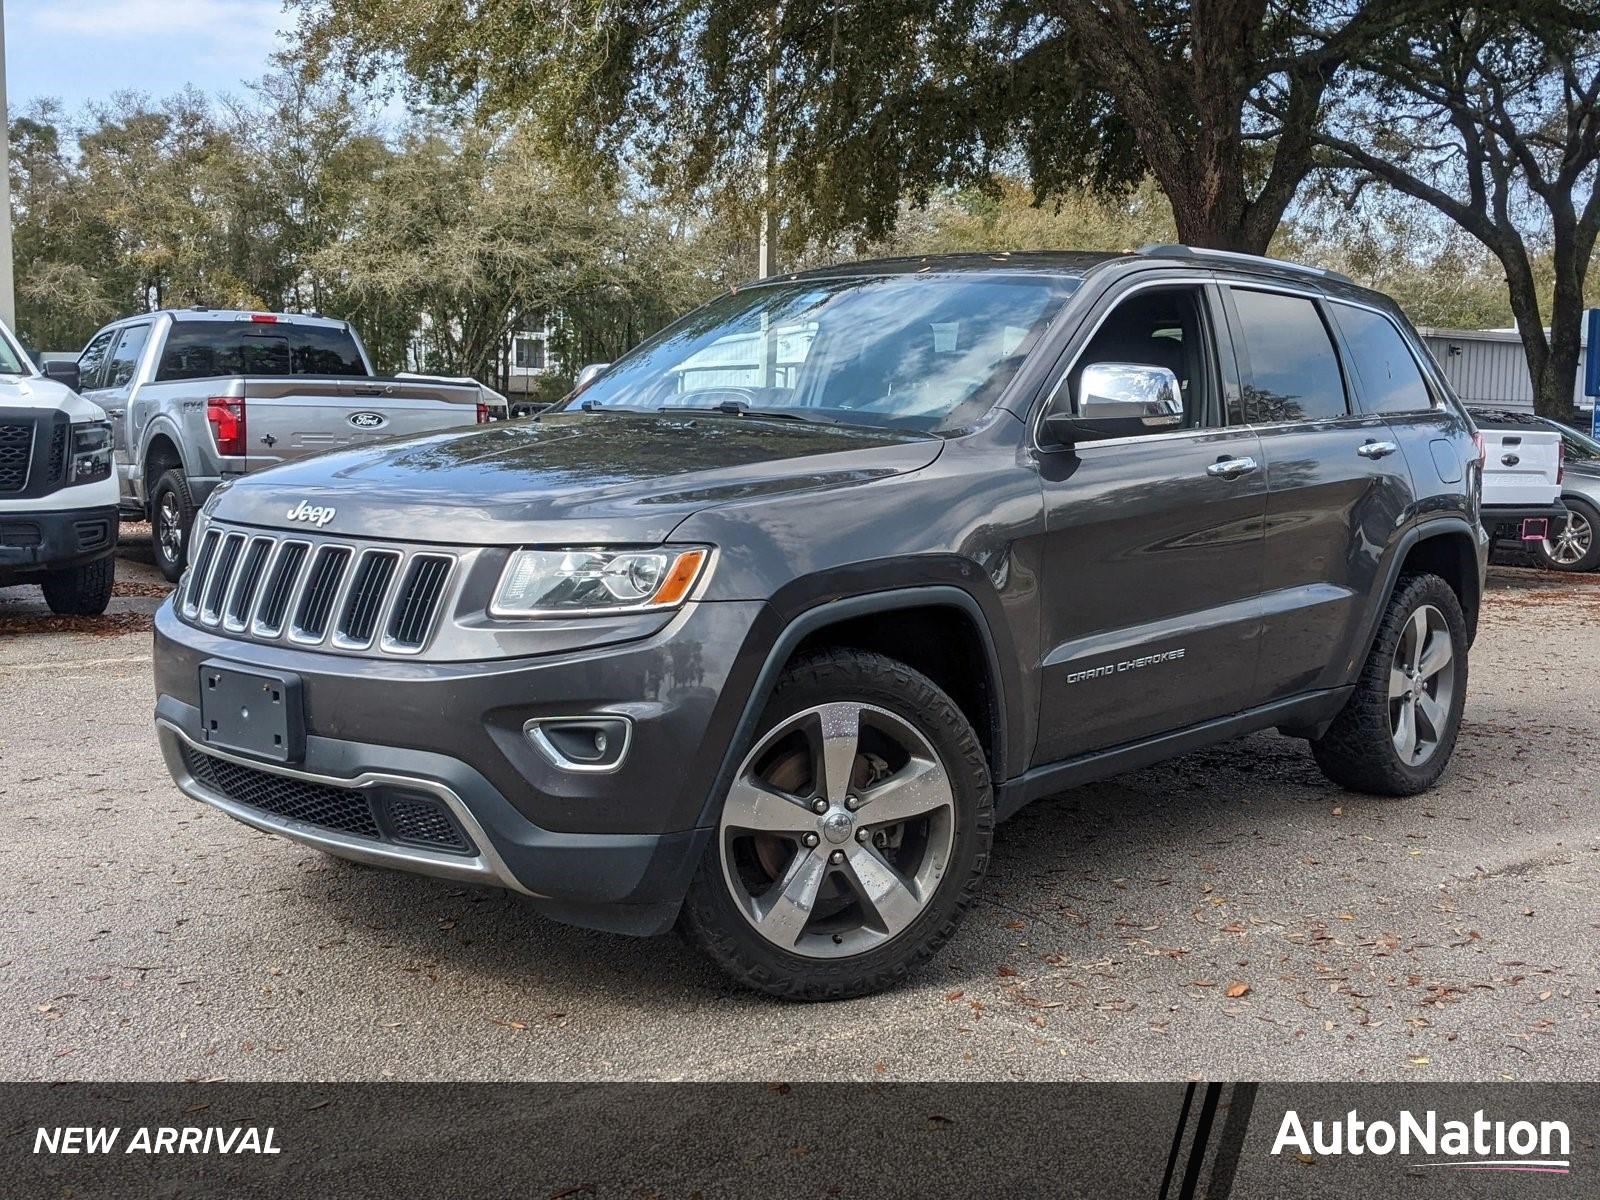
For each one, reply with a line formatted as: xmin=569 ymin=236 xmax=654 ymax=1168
xmin=212 ymin=411 xmax=943 ymax=544
xmin=0 ymin=374 xmax=107 ymax=421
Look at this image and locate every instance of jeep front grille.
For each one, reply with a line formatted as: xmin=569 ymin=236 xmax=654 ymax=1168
xmin=181 ymin=524 xmax=455 ymax=655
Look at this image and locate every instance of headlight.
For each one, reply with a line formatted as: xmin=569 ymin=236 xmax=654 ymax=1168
xmin=69 ymin=419 xmax=113 ymax=484
xmin=491 ymin=547 xmax=711 ymax=617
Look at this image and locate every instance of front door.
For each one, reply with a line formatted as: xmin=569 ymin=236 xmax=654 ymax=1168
xmin=1033 ymin=282 xmax=1268 ymax=764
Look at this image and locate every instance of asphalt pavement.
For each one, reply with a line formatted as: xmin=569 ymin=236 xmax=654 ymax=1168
xmin=1 ymin=529 xmax=1595 ymax=1082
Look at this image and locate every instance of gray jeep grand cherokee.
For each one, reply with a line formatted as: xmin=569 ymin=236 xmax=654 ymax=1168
xmin=153 ymin=247 xmax=1487 ymax=999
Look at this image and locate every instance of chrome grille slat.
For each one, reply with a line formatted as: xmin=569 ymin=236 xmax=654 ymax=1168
xmin=199 ymin=533 xmax=247 ymax=624
xmin=253 ymin=540 xmax=310 ymax=636
xmin=222 ymin=537 xmax=274 ymax=631
xmin=334 ymin=550 xmax=401 ymax=648
xmin=290 ymin=545 xmax=353 ymax=644
xmin=383 ymin=554 xmax=454 ymax=652
xmin=180 ymin=523 xmax=455 ymax=655
xmin=183 ymin=528 xmax=222 ymax=616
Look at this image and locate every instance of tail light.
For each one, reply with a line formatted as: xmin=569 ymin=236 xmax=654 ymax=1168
xmin=476 ymin=402 xmax=489 ymax=424
xmin=207 ymin=397 xmax=247 ymax=456
xmin=1472 ymin=431 xmax=1487 ymax=469
xmin=1557 ymin=438 xmax=1565 ymax=485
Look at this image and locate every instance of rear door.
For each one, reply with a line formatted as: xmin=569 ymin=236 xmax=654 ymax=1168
xmin=1033 ymin=279 xmax=1268 ymax=763
xmin=1220 ymin=283 xmax=1416 ymax=703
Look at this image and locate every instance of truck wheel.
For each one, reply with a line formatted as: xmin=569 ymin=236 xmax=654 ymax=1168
xmin=680 ymin=648 xmax=993 ymax=1000
xmin=150 ymin=469 xmax=197 ymax=582
xmin=1536 ymin=497 xmax=1599 ymax=572
xmin=1310 ymin=573 xmax=1468 ymax=796
xmin=42 ymin=556 xmax=115 ymax=616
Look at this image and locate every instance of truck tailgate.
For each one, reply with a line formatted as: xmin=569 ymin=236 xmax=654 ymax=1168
xmin=240 ymin=377 xmax=480 ymax=469
xmin=1479 ymin=426 xmax=1561 ymax=507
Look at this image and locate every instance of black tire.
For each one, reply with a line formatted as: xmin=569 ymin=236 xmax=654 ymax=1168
xmin=42 ymin=556 xmax=115 ymax=616
xmin=680 ymin=648 xmax=994 ymax=1000
xmin=1310 ymin=573 xmax=1468 ymax=796
xmin=1535 ymin=496 xmax=1600 ymax=572
xmin=150 ymin=468 xmax=197 ymax=582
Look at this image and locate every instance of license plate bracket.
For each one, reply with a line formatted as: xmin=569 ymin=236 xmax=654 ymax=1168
xmin=198 ymin=661 xmax=304 ymax=763
xmin=1520 ymin=517 xmax=1550 ymax=542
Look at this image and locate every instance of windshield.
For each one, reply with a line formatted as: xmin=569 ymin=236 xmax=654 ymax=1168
xmin=1555 ymin=417 xmax=1600 ymax=461
xmin=567 ymin=273 xmax=1080 ymax=432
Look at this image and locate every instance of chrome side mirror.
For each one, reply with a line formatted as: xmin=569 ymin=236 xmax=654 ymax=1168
xmin=1046 ymin=362 xmax=1184 ymax=444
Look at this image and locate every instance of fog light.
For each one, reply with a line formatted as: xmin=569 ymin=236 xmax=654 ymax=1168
xmin=524 ymin=716 xmax=631 ymax=773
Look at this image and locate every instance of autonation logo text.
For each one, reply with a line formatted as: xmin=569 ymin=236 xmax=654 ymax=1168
xmin=1273 ymin=1108 xmax=1571 ymax=1175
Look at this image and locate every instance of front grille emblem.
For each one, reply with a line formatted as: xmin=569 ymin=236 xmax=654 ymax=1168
xmin=285 ymin=499 xmax=337 ymax=527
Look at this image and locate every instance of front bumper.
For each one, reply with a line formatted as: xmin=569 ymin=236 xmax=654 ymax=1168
xmin=0 ymin=503 xmax=118 ymax=579
xmin=153 ymin=596 xmax=778 ymax=934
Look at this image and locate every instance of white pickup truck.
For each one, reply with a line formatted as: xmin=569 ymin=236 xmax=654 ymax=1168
xmin=74 ymin=309 xmax=494 ymax=580
xmin=0 ymin=317 xmax=119 ymax=614
xmin=1469 ymin=407 xmax=1569 ymax=548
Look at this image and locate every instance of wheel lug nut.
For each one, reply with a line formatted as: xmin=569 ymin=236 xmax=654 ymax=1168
xmin=829 ymin=849 xmax=845 ymax=864
xmin=812 ymin=798 xmax=828 ymax=814
xmin=845 ymin=796 xmax=860 ymax=811
xmin=802 ymin=833 xmax=819 ymax=848
xmin=856 ymin=828 xmax=871 ymax=843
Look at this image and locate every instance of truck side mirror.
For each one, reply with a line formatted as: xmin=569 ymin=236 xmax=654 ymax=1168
xmin=43 ymin=360 xmax=82 ymax=392
xmin=1044 ymin=362 xmax=1183 ymax=444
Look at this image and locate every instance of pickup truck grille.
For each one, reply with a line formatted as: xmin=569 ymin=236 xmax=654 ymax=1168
xmin=0 ymin=421 xmax=32 ymax=493
xmin=182 ymin=524 xmax=455 ymax=654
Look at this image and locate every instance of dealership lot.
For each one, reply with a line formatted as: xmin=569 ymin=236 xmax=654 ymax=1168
xmin=1 ymin=534 xmax=1596 ymax=1083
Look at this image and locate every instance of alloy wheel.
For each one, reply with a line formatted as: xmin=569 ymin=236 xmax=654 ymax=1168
xmin=1542 ymin=510 xmax=1593 ymax=566
xmin=718 ymin=702 xmax=955 ymax=959
xmin=1388 ymin=604 xmax=1456 ymax=766
xmin=156 ymin=493 xmax=184 ymax=564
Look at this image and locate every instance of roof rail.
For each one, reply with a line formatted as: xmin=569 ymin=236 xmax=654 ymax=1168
xmin=1136 ymin=244 xmax=1356 ymax=287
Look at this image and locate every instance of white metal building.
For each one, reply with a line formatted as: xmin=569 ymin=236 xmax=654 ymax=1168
xmin=1418 ymin=326 xmax=1593 ymax=413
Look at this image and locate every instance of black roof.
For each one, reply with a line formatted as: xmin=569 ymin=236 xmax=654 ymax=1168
xmin=778 ymin=251 xmax=1120 ymax=281
xmin=769 ymin=245 xmax=1388 ymax=305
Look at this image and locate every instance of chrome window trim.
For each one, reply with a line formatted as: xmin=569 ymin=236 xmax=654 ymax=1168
xmin=156 ymin=719 xmax=531 ymax=896
xmin=1031 ymin=273 xmax=1217 ymax=453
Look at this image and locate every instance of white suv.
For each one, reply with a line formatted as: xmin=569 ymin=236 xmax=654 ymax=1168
xmin=0 ymin=319 xmax=119 ymax=614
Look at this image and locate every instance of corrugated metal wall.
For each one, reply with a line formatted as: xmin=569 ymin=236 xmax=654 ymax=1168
xmin=1419 ymin=329 xmax=1593 ymax=412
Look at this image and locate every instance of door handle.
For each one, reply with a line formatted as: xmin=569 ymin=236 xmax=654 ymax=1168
xmin=1206 ymin=456 xmax=1258 ymax=479
xmin=1357 ymin=440 xmax=1399 ymax=459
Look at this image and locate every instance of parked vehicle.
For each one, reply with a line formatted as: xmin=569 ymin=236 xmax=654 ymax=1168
xmin=75 ymin=309 xmax=492 ymax=581
xmin=151 ymin=248 xmax=1486 ymax=999
xmin=1467 ymin=407 xmax=1568 ymax=552
xmin=1468 ymin=409 xmax=1600 ymax=572
xmin=0 ymin=318 xmax=119 ymax=615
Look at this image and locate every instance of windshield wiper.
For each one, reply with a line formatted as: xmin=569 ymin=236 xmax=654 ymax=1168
xmin=659 ymin=401 xmax=820 ymax=423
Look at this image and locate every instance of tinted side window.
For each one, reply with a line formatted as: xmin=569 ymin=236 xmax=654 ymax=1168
xmin=1230 ymin=289 xmax=1348 ymax=423
xmin=77 ymin=329 xmax=117 ymax=391
xmin=1332 ymin=306 xmax=1433 ymax=414
xmin=156 ymin=322 xmax=366 ymax=381
xmin=105 ymin=324 xmax=152 ymax=389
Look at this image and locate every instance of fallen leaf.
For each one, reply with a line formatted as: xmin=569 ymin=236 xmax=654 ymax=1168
xmin=1409 ymin=1056 xmax=1431 ymax=1066
xmin=1225 ymin=982 xmax=1250 ymax=999
xmin=997 ymin=965 xmax=1019 ymax=978
xmin=944 ymin=990 xmax=964 ymax=1002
